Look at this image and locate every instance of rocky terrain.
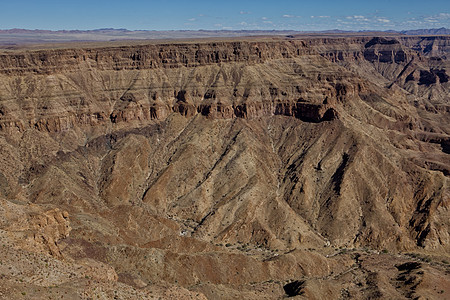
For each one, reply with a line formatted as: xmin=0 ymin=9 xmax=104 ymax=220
xmin=0 ymin=35 xmax=448 ymax=299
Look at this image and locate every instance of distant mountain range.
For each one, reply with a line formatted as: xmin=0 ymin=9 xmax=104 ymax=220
xmin=0 ymin=27 xmax=448 ymax=45
xmin=400 ymin=27 xmax=450 ymax=35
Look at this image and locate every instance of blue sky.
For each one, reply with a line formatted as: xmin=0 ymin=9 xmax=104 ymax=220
xmin=1 ymin=0 xmax=449 ymax=31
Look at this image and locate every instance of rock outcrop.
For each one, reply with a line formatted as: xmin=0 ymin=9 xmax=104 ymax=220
xmin=0 ymin=36 xmax=448 ymax=299
xmin=0 ymin=200 xmax=70 ymax=257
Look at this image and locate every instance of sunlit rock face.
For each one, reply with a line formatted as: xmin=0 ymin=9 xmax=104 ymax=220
xmin=0 ymin=36 xmax=448 ymax=299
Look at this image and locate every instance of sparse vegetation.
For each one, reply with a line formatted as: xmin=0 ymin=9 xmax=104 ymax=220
xmin=0 ymin=32 xmax=448 ymax=300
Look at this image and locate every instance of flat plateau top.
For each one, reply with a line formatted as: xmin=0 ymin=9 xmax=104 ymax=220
xmin=0 ymin=31 xmax=445 ymax=52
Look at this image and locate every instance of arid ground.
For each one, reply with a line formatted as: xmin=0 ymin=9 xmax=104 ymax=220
xmin=0 ymin=34 xmax=448 ymax=299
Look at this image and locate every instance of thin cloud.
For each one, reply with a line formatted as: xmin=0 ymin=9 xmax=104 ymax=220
xmin=310 ymin=15 xmax=331 ymax=20
xmin=346 ymin=15 xmax=368 ymax=21
xmin=437 ymin=13 xmax=450 ymax=19
xmin=205 ymin=10 xmax=448 ymax=32
xmin=377 ymin=18 xmax=391 ymax=23
xmin=425 ymin=18 xmax=439 ymax=23
xmin=240 ymin=11 xmax=250 ymax=15
xmin=187 ymin=18 xmax=196 ymax=22
xmin=420 ymin=13 xmax=450 ymax=25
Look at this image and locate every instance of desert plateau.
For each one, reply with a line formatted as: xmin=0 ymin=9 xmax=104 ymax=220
xmin=0 ymin=32 xmax=448 ymax=299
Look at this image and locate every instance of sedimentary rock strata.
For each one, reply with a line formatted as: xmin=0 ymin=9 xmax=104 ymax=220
xmin=0 ymin=35 xmax=448 ymax=299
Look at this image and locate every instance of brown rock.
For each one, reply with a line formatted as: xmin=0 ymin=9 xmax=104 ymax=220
xmin=0 ymin=35 xmax=448 ymax=299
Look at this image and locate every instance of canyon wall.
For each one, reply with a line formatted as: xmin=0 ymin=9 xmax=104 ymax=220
xmin=0 ymin=36 xmax=448 ymax=299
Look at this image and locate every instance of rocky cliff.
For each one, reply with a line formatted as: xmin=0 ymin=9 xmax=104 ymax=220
xmin=0 ymin=36 xmax=448 ymax=299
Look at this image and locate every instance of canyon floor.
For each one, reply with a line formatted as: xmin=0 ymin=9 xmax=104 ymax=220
xmin=0 ymin=34 xmax=448 ymax=299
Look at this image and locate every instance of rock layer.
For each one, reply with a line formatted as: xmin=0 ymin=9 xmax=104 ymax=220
xmin=0 ymin=36 xmax=448 ymax=299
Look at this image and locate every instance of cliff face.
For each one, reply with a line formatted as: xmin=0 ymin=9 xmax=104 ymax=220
xmin=0 ymin=41 xmax=311 ymax=73
xmin=0 ymin=36 xmax=448 ymax=299
xmin=314 ymin=36 xmax=450 ymax=103
xmin=0 ymin=40 xmax=334 ymax=134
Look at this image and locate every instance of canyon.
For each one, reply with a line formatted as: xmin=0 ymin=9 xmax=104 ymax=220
xmin=0 ymin=34 xmax=448 ymax=299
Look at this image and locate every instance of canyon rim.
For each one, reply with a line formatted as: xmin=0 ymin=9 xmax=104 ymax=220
xmin=0 ymin=33 xmax=448 ymax=299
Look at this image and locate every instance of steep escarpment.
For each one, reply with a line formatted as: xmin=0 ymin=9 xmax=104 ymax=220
xmin=314 ymin=35 xmax=449 ymax=171
xmin=0 ymin=40 xmax=311 ymax=74
xmin=314 ymin=36 xmax=450 ymax=103
xmin=0 ymin=41 xmax=333 ymax=134
xmin=0 ymin=37 xmax=448 ymax=299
